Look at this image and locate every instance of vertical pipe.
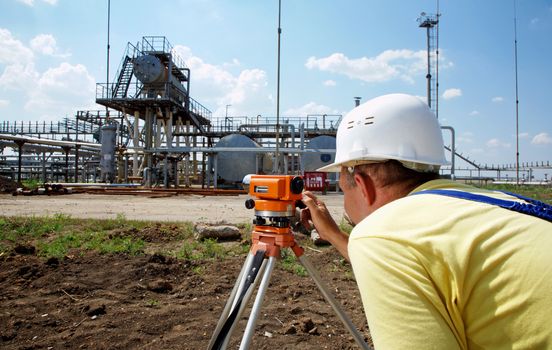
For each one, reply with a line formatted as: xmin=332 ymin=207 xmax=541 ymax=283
xmin=133 ymin=111 xmax=139 ymax=177
xmin=275 ymin=0 xmax=282 ymax=174
xmin=16 ymin=141 xmax=24 ymax=184
xmin=42 ymin=152 xmax=47 ymax=183
xmin=74 ymin=145 xmax=80 ymax=183
xmin=106 ymin=0 xmax=111 ymax=101
xmin=213 ymin=153 xmax=218 ymax=189
xmin=63 ymin=147 xmax=70 ymax=183
xmin=426 ymin=26 xmax=431 ymax=108
xmin=513 ymin=0 xmax=520 ymax=185
xmin=435 ymin=0 xmax=440 ymax=118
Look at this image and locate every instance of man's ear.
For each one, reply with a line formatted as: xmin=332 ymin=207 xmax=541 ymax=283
xmin=353 ymin=172 xmax=376 ymax=205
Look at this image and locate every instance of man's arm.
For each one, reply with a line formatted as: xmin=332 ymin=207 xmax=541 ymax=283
xmin=301 ymin=191 xmax=350 ymax=260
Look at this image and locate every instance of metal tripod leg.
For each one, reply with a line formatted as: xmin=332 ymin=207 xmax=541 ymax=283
xmin=298 ymin=255 xmax=372 ymax=350
xmin=221 ymin=256 xmax=269 ymax=349
xmin=239 ymin=256 xmax=277 ymax=350
xmin=207 ymin=252 xmax=254 ymax=349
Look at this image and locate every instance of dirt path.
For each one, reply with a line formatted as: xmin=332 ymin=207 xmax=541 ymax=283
xmin=0 ymin=193 xmax=345 ymax=224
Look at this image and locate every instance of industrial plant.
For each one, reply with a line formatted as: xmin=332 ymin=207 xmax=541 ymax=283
xmin=1 ymin=28 xmax=550 ymax=189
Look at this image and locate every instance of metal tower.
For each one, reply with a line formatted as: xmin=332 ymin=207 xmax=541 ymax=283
xmin=418 ymin=12 xmax=439 ymax=117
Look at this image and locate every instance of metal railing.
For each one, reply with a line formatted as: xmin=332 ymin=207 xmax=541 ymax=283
xmin=208 ymin=114 xmax=342 ymax=133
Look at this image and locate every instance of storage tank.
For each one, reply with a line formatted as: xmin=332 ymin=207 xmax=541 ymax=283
xmin=214 ymin=134 xmax=261 ymax=186
xmin=133 ymin=54 xmax=187 ymax=99
xmin=303 ymin=135 xmax=336 ymax=180
xmin=100 ymin=123 xmax=117 ymax=183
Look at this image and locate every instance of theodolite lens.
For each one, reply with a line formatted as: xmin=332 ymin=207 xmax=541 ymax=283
xmin=290 ymin=176 xmax=304 ymax=194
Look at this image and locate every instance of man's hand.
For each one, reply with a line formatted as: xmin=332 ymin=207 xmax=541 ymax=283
xmin=301 ymin=191 xmax=351 ymax=260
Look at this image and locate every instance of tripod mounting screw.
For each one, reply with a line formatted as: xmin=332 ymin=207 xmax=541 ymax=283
xmin=245 ymin=199 xmax=256 ymax=210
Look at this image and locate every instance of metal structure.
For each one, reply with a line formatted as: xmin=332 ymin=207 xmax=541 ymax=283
xmin=417 ymin=11 xmax=439 ymax=116
xmin=96 ymin=36 xmax=212 ymax=187
xmin=1 ymin=31 xmax=550 ymax=188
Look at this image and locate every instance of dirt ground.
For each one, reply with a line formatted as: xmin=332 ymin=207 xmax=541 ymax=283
xmin=0 ymin=192 xmax=373 ymax=349
xmin=0 ymin=192 xmax=346 ymax=224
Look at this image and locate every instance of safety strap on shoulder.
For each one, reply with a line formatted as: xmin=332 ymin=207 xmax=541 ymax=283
xmin=411 ymin=189 xmax=552 ymax=223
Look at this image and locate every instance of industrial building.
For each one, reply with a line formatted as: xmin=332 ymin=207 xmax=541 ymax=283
xmin=1 ymin=35 xmax=550 ymax=188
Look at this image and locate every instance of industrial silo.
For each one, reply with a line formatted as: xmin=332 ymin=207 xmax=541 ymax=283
xmin=213 ymin=134 xmax=261 ymax=186
xmin=303 ymin=135 xmax=336 ymax=180
xmin=100 ymin=123 xmax=118 ymax=183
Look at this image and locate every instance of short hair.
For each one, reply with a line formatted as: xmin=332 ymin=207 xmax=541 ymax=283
xmin=343 ymin=160 xmax=440 ymax=190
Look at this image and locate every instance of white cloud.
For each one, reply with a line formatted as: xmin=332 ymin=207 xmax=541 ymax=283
xmin=469 ymin=110 xmax=479 ymax=116
xmin=284 ymin=102 xmax=338 ymax=118
xmin=17 ymin=0 xmax=57 ymax=6
xmin=0 ymin=62 xmax=39 ymax=90
xmin=173 ymin=45 xmax=272 ymax=117
xmin=24 ymin=62 xmax=96 ymax=114
xmin=442 ymin=88 xmax=462 ymax=100
xmin=305 ymin=49 xmax=450 ymax=84
xmin=323 ymin=80 xmax=336 ymax=87
xmin=486 ymin=138 xmax=511 ymax=148
xmin=531 ymin=132 xmax=552 ymax=145
xmin=0 ymin=99 xmax=9 ymax=107
xmin=30 ymin=34 xmax=70 ymax=57
xmin=492 ymin=96 xmax=504 ymax=103
xmin=0 ymin=28 xmax=34 ymax=65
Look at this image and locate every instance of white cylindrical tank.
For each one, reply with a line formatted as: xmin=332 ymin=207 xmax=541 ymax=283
xmin=303 ymin=135 xmax=336 ymax=172
xmin=214 ymin=134 xmax=261 ymax=185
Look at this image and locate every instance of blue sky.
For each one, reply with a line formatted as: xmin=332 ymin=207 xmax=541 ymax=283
xmin=0 ymin=0 xmax=551 ymax=170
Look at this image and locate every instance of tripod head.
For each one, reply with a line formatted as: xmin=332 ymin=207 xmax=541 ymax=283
xmin=244 ymin=175 xmax=305 ymax=257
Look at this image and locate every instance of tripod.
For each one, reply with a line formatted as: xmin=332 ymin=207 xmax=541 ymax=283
xmin=207 ymin=214 xmax=371 ymax=350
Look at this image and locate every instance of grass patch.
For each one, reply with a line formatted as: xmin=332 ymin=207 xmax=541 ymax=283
xmin=0 ymin=214 xmax=72 ymax=242
xmin=479 ymin=184 xmax=552 ymax=204
xmin=21 ymin=178 xmax=41 ymax=190
xmin=279 ymin=249 xmax=307 ymax=277
xmin=176 ymin=238 xmax=226 ymax=261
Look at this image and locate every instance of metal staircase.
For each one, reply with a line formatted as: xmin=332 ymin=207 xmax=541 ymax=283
xmin=112 ymin=55 xmax=133 ymax=98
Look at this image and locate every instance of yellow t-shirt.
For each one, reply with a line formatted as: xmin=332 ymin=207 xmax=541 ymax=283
xmin=348 ymin=179 xmax=552 ymax=349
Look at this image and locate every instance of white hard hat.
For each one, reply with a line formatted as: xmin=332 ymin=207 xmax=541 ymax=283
xmin=318 ymin=93 xmax=447 ymax=173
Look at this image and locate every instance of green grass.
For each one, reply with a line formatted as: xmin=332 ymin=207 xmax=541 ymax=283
xmin=279 ymin=249 xmax=308 ymax=277
xmin=0 ymin=215 xmax=166 ymax=259
xmin=479 ymin=184 xmax=552 ymax=204
xmin=176 ymin=238 xmax=226 ymax=261
xmin=21 ymin=178 xmax=41 ymax=190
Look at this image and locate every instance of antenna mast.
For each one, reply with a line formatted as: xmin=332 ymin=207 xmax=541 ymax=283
xmin=417 ymin=10 xmax=439 ymax=116
xmin=106 ymin=0 xmax=111 ymax=120
xmin=275 ymin=0 xmax=282 ymax=173
xmin=514 ymin=0 xmax=520 ymax=185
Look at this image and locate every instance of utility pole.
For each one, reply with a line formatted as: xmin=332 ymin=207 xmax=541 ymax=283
xmin=513 ymin=0 xmax=520 ymax=185
xmin=417 ymin=10 xmax=439 ymax=116
xmin=275 ymin=0 xmax=282 ymax=174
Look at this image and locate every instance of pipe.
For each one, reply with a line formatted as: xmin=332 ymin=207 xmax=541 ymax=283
xmin=441 ymin=126 xmax=455 ymax=180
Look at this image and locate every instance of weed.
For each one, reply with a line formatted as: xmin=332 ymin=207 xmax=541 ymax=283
xmin=37 ymin=233 xmax=82 ymax=259
xmin=145 ymin=299 xmax=159 ymax=307
xmin=192 ymin=265 xmax=205 ymax=275
xmin=279 ymin=249 xmax=307 ymax=277
xmin=98 ymin=236 xmax=144 ymax=255
xmin=22 ymin=178 xmax=41 ymax=190
xmin=202 ymin=238 xmax=225 ymax=259
xmin=177 ymin=238 xmax=226 ymax=260
xmin=177 ymin=241 xmax=201 ymax=260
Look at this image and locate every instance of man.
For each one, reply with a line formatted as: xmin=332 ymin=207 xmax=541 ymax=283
xmin=301 ymin=93 xmax=552 ymax=349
